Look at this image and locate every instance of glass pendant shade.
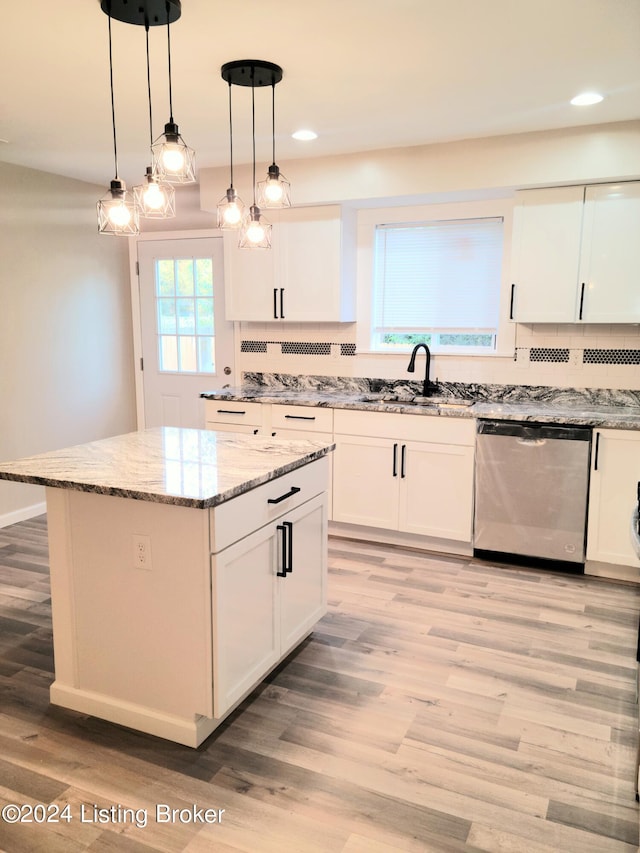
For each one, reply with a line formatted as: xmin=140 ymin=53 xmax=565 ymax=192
xmin=134 ymin=167 xmax=176 ymax=218
xmin=217 ymin=187 xmax=245 ymax=229
xmin=239 ymin=204 xmax=271 ymax=249
xmin=257 ymin=163 xmax=291 ymax=209
xmin=152 ymin=121 xmax=196 ymax=183
xmin=97 ymin=179 xmax=140 ymax=235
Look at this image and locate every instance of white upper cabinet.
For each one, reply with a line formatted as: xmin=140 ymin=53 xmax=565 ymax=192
xmin=579 ymin=183 xmax=640 ymax=322
xmin=510 ymin=182 xmax=640 ymax=324
xmin=223 ymin=205 xmax=356 ymax=322
xmin=510 ymin=186 xmax=584 ymax=323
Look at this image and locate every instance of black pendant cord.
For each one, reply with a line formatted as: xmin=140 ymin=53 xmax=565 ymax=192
xmin=108 ymin=13 xmax=119 ymax=180
xmin=271 ymin=82 xmax=276 ymax=166
xmin=165 ymin=1 xmax=174 ymax=123
xmin=227 ymin=82 xmax=234 ymax=188
xmin=145 ymin=24 xmax=153 ymax=147
xmin=251 ymin=80 xmax=257 ymax=206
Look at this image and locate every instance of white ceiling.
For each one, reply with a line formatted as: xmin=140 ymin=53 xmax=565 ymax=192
xmin=1 ymin=0 xmax=639 ymax=188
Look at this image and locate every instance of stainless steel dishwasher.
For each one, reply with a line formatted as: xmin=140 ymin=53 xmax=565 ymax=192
xmin=474 ymin=420 xmax=592 ymax=566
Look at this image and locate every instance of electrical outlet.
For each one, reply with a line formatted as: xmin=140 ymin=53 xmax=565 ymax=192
xmin=132 ymin=534 xmax=152 ymax=571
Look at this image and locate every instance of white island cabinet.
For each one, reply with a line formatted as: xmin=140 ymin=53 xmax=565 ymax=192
xmin=0 ymin=428 xmax=332 ymax=747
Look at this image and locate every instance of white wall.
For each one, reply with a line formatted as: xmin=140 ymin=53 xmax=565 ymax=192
xmin=199 ymin=120 xmax=640 ymax=391
xmin=0 ymin=162 xmax=137 ymax=525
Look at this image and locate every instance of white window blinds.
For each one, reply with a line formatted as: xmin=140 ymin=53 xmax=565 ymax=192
xmin=372 ymin=217 xmax=503 ymax=337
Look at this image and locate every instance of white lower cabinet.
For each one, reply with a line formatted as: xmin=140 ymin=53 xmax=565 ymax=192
xmin=332 ymin=410 xmax=475 ymax=543
xmin=586 ymin=428 xmax=640 ymax=570
xmin=211 ymin=491 xmax=327 ymax=718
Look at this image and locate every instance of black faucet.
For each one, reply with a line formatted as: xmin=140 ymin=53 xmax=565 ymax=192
xmin=407 ymin=343 xmax=434 ymax=397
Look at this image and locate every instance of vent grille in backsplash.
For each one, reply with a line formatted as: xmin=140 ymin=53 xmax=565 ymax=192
xmin=583 ymin=348 xmax=640 ymax=365
xmin=241 ymin=340 xmax=357 ymax=356
xmin=529 ymin=347 xmax=570 ymax=363
xmin=516 ymin=346 xmax=640 ymax=366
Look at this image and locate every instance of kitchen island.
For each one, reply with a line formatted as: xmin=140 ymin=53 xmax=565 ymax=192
xmin=0 ymin=428 xmax=333 ymax=747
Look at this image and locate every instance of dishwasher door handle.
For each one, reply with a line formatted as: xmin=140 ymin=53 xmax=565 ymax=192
xmin=516 ymin=438 xmax=547 ymax=447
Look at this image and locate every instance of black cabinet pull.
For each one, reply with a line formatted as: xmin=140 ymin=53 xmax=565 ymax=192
xmin=267 ymin=486 xmax=301 ymax=504
xmin=273 ymin=288 xmax=278 ymax=319
xmin=280 ymin=288 xmax=285 ymax=319
xmin=284 ymin=414 xmax=316 ymax=421
xmin=284 ymin=520 xmax=293 ymax=574
xmin=594 ymin=431 xmax=600 ymax=471
xmin=509 ymin=283 xmax=515 ymax=320
xmin=217 ymin=409 xmax=245 ymax=415
xmin=579 ymin=282 xmax=586 ymax=320
xmin=401 ymin=444 xmax=407 ymax=478
xmin=392 ymin=443 xmax=398 ymax=477
xmin=276 ymin=524 xmax=287 ymax=577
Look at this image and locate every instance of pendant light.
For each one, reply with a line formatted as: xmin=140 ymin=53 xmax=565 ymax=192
xmin=133 ymin=24 xmax=176 ymax=218
xmin=221 ymin=61 xmax=283 ymax=249
xmin=256 ymin=81 xmax=291 ymax=209
xmin=151 ymin=2 xmax=195 ymax=184
xmin=97 ymin=9 xmax=139 ymax=236
xmin=216 ymin=81 xmax=245 ymax=229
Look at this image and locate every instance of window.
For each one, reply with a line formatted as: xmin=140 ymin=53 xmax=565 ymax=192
xmin=371 ymin=217 xmax=503 ymax=354
xmin=155 ymin=257 xmax=216 ymax=373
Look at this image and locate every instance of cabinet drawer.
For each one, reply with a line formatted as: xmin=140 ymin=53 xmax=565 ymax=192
xmin=210 ymin=456 xmax=330 ymax=553
xmin=271 ymin=404 xmax=333 ymax=433
xmin=204 ymin=400 xmax=264 ymax=427
xmin=333 ymin=408 xmax=475 ymax=445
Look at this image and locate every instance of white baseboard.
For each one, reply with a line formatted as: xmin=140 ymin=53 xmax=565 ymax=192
xmin=0 ymin=502 xmax=47 ymax=529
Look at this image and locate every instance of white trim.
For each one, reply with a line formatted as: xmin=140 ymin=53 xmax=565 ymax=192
xmin=0 ymin=501 xmax=47 ymax=529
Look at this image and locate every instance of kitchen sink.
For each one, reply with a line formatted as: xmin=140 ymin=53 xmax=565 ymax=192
xmin=354 ymin=394 xmax=474 ymax=409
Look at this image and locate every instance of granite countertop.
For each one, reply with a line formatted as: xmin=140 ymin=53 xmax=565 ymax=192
xmin=201 ymin=386 xmax=640 ymax=430
xmin=0 ymin=427 xmax=334 ymax=509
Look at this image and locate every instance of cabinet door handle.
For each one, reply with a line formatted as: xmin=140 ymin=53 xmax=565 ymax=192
xmin=280 ymin=288 xmax=285 ymax=319
xmin=392 ymin=443 xmax=398 ymax=477
xmin=401 ymin=444 xmax=407 ymax=478
xmin=283 ymin=520 xmax=293 ymax=574
xmin=284 ymin=414 xmax=316 ymax=421
xmin=594 ymin=431 xmax=600 ymax=471
xmin=276 ymin=524 xmax=287 ymax=577
xmin=273 ymin=288 xmax=279 ymax=319
xmin=267 ymin=486 xmax=301 ymax=504
xmin=509 ymin=283 xmax=515 ymax=320
xmin=217 ymin=409 xmax=245 ymax=415
xmin=579 ymin=282 xmax=586 ymax=320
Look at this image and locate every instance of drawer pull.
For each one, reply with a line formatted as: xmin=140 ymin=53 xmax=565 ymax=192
xmin=216 ymin=409 xmax=246 ymax=415
xmin=268 ymin=486 xmax=301 ymax=505
xmin=284 ymin=414 xmax=316 ymax=421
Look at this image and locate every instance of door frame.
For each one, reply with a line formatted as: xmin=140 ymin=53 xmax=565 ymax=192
xmin=128 ymin=229 xmax=239 ymax=430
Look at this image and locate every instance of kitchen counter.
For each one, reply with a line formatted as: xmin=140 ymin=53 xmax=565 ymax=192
xmin=0 ymin=427 xmax=334 ymax=508
xmin=201 ymin=386 xmax=640 ymax=430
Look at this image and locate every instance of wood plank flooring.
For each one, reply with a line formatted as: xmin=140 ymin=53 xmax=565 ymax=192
xmin=0 ymin=515 xmax=638 ymax=851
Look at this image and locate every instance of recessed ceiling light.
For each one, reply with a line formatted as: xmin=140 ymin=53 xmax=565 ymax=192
xmin=570 ymin=92 xmax=604 ymax=106
xmin=292 ymin=129 xmax=318 ymax=141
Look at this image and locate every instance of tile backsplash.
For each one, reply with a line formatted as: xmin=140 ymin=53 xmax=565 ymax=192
xmin=236 ymin=322 xmax=640 ymax=391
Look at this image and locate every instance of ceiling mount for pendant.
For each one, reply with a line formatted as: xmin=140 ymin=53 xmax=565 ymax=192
xmin=221 ymin=60 xmax=283 ymax=89
xmin=99 ymin=0 xmax=181 ymax=27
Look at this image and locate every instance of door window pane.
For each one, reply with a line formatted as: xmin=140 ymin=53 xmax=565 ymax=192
xmin=156 ymin=260 xmax=175 ymax=296
xmin=198 ymin=336 xmax=215 ymax=372
xmin=157 ymin=299 xmax=177 ymax=334
xmin=195 ymin=259 xmax=213 ymax=296
xmin=154 ymin=256 xmax=217 ymax=374
xmin=179 ymin=336 xmax=197 ymax=372
xmin=159 ymin=336 xmax=178 ymax=371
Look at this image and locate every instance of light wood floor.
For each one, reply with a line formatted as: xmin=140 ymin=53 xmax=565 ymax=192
xmin=0 ymin=515 xmax=639 ymax=852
